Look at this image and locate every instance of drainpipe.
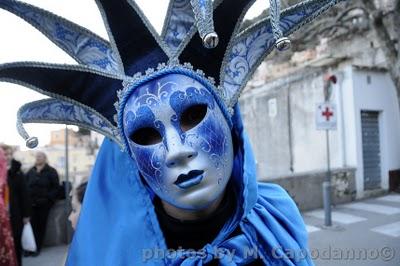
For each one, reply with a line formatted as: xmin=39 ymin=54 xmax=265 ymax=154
xmin=336 ymin=72 xmax=347 ymax=167
xmin=64 ymin=126 xmax=72 ymax=243
xmin=287 ymin=86 xmax=294 ymax=172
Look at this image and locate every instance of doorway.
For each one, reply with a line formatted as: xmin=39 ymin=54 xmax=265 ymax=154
xmin=361 ymin=111 xmax=382 ymax=190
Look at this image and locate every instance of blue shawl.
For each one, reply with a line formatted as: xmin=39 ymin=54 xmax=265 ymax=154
xmin=67 ymin=108 xmax=313 ymax=265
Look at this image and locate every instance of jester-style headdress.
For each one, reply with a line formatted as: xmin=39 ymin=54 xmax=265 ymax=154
xmin=0 ymin=0 xmax=344 ymax=149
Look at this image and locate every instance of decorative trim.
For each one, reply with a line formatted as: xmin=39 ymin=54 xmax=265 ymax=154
xmin=269 ymin=0 xmax=283 ymax=41
xmin=16 ymin=107 xmax=30 ymax=141
xmin=190 ymin=0 xmax=215 ymax=39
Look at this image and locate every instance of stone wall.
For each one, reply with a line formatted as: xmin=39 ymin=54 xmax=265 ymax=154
xmin=267 ymin=168 xmax=357 ymax=211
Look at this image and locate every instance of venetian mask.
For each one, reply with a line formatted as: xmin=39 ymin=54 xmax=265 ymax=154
xmin=122 ymin=73 xmax=234 ymax=210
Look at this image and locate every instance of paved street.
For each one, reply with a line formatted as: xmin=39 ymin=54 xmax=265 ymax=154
xmin=304 ymin=193 xmax=400 ymax=266
xmin=23 ymin=245 xmax=68 ymax=266
xmin=24 ymin=193 xmax=400 ymax=266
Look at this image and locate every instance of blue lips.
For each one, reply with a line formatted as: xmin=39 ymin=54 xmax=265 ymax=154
xmin=174 ymin=170 xmax=204 ymax=189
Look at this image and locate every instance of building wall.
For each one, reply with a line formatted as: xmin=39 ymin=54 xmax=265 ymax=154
xmin=349 ymin=67 xmax=400 ymax=198
xmin=240 ymin=64 xmax=400 ymax=200
xmin=240 ymin=70 xmax=343 ymax=179
xmin=50 ymin=128 xmax=80 ymax=146
xmin=289 ymin=73 xmax=342 ymax=174
xmin=240 ymin=84 xmax=291 ymax=177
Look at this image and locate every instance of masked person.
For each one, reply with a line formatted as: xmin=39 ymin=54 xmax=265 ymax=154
xmin=1 ymin=144 xmax=31 ymax=266
xmin=0 ymin=0 xmax=347 ymax=264
xmin=25 ymin=152 xmax=59 ymax=254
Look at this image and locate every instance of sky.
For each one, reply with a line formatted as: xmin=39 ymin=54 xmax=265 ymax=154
xmin=0 ymin=0 xmax=267 ymax=148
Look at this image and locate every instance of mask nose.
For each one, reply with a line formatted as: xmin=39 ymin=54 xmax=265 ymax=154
xmin=165 ymin=129 xmax=197 ymax=168
xmin=166 ymin=149 xmax=198 ymax=168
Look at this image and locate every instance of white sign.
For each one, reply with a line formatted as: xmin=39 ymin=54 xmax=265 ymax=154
xmin=316 ymin=102 xmax=337 ymax=130
xmin=268 ymin=98 xmax=277 ymax=118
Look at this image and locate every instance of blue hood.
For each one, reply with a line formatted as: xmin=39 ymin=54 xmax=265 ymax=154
xmin=67 ymin=107 xmax=313 ymax=265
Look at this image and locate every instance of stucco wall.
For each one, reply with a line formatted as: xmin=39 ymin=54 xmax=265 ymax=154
xmin=240 ymin=65 xmax=400 ymax=200
xmin=350 ymin=67 xmax=400 ymax=198
xmin=240 ymin=71 xmax=343 ymax=179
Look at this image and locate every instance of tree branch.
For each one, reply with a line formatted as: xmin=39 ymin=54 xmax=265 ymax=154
xmin=362 ymin=0 xmax=400 ymax=96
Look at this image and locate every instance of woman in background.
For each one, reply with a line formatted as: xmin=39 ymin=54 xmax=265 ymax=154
xmin=0 ymin=148 xmax=18 ymax=266
xmin=2 ymin=144 xmax=31 ymax=265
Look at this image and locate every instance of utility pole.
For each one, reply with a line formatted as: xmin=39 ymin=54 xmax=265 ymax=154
xmin=316 ymin=74 xmax=338 ymax=227
xmin=323 ymin=128 xmax=332 ymax=226
xmin=323 ymin=74 xmax=337 ymax=227
xmin=64 ymin=125 xmax=72 ymax=243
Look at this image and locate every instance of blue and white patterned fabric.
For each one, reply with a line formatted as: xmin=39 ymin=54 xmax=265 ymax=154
xmin=18 ymin=99 xmax=121 ymax=144
xmin=0 ymin=0 xmax=119 ymax=73
xmin=162 ymin=0 xmax=195 ymax=53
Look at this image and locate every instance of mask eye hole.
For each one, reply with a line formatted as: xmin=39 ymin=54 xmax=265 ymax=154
xmin=180 ymin=104 xmax=208 ymax=132
xmin=130 ymin=127 xmax=162 ymax=146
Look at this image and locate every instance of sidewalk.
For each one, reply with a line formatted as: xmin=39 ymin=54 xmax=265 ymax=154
xmin=24 ymin=194 xmax=400 ymax=266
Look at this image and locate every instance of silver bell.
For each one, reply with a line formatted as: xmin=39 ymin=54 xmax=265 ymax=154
xmin=26 ymin=137 xmax=39 ymax=149
xmin=203 ymin=32 xmax=219 ymax=49
xmin=275 ymin=37 xmax=291 ymax=51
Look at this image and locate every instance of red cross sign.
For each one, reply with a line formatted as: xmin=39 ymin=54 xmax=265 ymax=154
xmin=322 ymin=107 xmax=334 ymax=121
xmin=316 ymin=102 xmax=337 ymax=130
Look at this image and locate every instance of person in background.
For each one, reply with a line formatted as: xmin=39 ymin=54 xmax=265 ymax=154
xmin=0 ymin=147 xmax=18 ymax=266
xmin=1 ymin=144 xmax=31 ymax=266
xmin=68 ymin=181 xmax=88 ymax=230
xmin=25 ymin=151 xmax=59 ymax=255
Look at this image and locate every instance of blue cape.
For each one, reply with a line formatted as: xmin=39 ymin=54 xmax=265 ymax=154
xmin=67 ymin=108 xmax=314 ymax=265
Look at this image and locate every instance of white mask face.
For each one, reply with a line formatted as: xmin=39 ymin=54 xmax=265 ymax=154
xmin=123 ymin=73 xmax=234 ymax=210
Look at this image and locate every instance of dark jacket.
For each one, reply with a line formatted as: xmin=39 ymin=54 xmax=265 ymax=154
xmin=26 ymin=163 xmax=60 ymax=206
xmin=7 ymin=159 xmax=32 ymax=232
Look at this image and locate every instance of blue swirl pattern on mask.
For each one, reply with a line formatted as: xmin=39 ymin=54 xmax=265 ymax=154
xmin=124 ymin=105 xmax=165 ymax=139
xmin=169 ymin=87 xmax=215 ymax=117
